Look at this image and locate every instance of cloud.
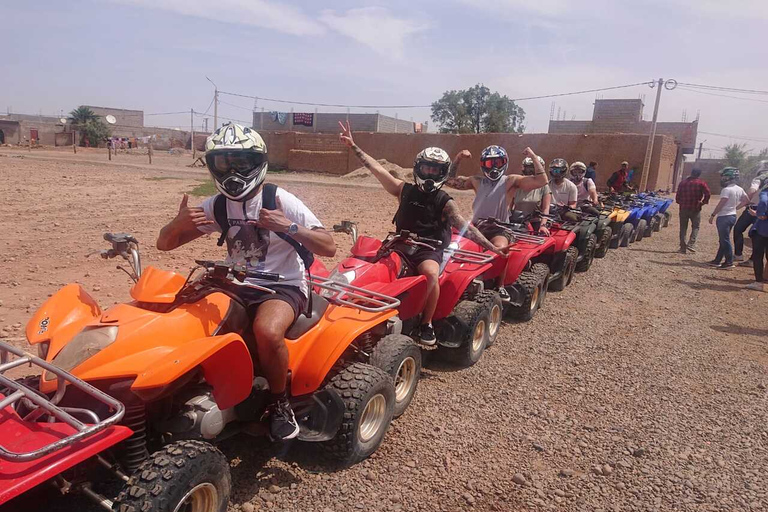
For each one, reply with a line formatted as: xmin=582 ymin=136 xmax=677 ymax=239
xmin=319 ymin=7 xmax=426 ymax=59
xmin=113 ymin=0 xmax=324 ymax=36
xmin=456 ymin=0 xmax=580 ymax=18
xmin=668 ymin=0 xmax=768 ymax=20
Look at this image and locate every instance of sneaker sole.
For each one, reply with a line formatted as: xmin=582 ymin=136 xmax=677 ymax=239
xmin=270 ymin=422 xmax=301 ymax=442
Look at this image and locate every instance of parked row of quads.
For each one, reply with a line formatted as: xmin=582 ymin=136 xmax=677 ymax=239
xmin=0 ymin=192 xmax=673 ymax=512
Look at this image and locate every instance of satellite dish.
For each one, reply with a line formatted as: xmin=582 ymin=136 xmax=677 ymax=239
xmin=105 ymin=115 xmax=117 ymax=125
xmin=59 ymin=118 xmax=67 ymax=124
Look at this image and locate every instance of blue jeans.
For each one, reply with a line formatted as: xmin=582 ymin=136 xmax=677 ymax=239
xmin=714 ymin=214 xmax=737 ymax=265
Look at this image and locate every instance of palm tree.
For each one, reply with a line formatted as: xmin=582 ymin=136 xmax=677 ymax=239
xmin=68 ymin=106 xmax=98 ymax=126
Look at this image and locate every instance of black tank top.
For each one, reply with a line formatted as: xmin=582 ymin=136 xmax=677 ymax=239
xmin=393 ymin=183 xmax=453 ymax=249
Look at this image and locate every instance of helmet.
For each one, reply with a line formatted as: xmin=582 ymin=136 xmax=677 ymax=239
xmin=480 ymin=145 xmax=508 ymax=181
xmin=719 ymin=167 xmax=740 ymax=187
xmin=569 ymin=161 xmax=587 ymax=181
xmin=413 ymin=147 xmax=451 ymax=193
xmin=522 ymin=156 xmax=545 ymax=176
xmin=549 ymin=158 xmax=569 ymax=178
xmin=204 ymin=123 xmax=268 ymax=201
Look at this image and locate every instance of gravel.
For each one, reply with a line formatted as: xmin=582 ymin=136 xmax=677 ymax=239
xmin=2 ymin=151 xmax=767 ymax=512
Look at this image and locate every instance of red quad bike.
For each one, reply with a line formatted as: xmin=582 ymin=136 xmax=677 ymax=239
xmin=1 ymin=232 xmax=411 ymax=512
xmin=321 ymin=223 xmax=502 ymax=368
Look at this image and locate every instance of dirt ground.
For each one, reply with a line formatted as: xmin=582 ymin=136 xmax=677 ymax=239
xmin=1 ymin=149 xmax=766 ymax=512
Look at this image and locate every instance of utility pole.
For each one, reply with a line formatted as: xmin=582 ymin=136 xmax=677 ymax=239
xmin=191 ymin=108 xmax=196 ymax=160
xmin=206 ymin=76 xmax=218 ymax=131
xmin=639 ymin=78 xmax=677 ymax=192
xmin=697 ymin=142 xmax=704 ymax=161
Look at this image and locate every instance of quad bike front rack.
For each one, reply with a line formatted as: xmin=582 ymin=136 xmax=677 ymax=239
xmin=0 ymin=341 xmax=126 ymax=463
xmin=510 ymin=233 xmax=548 ymax=245
xmin=311 ymin=277 xmax=401 ymax=313
xmin=445 ymin=245 xmax=496 ymax=265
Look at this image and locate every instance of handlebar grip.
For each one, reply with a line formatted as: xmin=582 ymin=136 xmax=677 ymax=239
xmin=246 ymin=270 xmax=283 ymax=282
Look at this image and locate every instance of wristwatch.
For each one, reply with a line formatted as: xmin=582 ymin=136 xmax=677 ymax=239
xmin=288 ymin=222 xmax=299 ymax=235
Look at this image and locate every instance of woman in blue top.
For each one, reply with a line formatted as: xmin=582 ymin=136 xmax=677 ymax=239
xmin=747 ymin=187 xmax=768 ymax=291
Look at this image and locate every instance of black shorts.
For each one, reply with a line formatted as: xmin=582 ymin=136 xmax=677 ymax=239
xmin=476 ymin=220 xmax=512 ymax=242
xmin=407 ymin=247 xmax=445 ymax=269
xmin=235 ymin=284 xmax=307 ymax=323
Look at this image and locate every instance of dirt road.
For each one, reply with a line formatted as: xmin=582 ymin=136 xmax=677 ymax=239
xmin=1 ymin=152 xmax=766 ymax=512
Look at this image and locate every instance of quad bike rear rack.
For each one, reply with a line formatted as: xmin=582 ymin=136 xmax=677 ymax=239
xmin=510 ymin=233 xmax=548 ymax=245
xmin=311 ymin=277 xmax=401 ymax=313
xmin=0 ymin=341 xmax=126 ymax=463
xmin=446 ymin=247 xmax=496 ymax=265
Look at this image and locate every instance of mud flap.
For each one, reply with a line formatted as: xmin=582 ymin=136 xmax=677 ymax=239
xmin=503 ymin=284 xmax=525 ymax=308
xmin=294 ymin=390 xmax=345 ymax=442
xmin=433 ymin=318 xmax=463 ymax=349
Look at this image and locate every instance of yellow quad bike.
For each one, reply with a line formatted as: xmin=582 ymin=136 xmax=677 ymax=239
xmin=605 ymin=205 xmax=633 ymax=249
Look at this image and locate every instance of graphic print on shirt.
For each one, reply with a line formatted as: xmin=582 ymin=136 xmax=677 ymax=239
xmin=225 ymin=219 xmax=270 ymax=270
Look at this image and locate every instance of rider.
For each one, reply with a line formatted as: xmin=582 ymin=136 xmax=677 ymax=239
xmin=549 ymin=158 xmax=579 ymax=222
xmin=156 ymin=123 xmax=336 ymax=441
xmin=569 ymin=161 xmax=600 ymax=215
xmin=338 ymin=121 xmax=506 ymax=346
xmin=511 ymin=155 xmax=552 ymax=235
xmin=445 ymin=145 xmax=549 ymax=247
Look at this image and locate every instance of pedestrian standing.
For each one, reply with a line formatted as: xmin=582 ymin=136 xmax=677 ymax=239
xmin=607 ymin=162 xmax=630 ymax=193
xmin=707 ymin=168 xmax=747 ymax=270
xmin=734 ymin=160 xmax=768 ymax=266
xmin=586 ymin=161 xmax=598 ymax=183
xmin=675 ymin=168 xmax=711 ymax=253
xmin=746 ymin=186 xmax=768 ymax=291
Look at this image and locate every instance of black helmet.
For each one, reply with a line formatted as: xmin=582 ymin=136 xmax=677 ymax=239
xmin=549 ymin=158 xmax=568 ymax=178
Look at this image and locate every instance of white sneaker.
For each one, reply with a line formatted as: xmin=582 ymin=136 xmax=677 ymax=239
xmin=746 ymin=282 xmax=765 ymax=292
xmin=734 ymin=255 xmax=744 ymax=262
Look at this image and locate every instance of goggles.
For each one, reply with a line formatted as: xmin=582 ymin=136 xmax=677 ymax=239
xmin=205 ymin=151 xmax=266 ymax=177
xmin=482 ymin=157 xmax=507 ymax=170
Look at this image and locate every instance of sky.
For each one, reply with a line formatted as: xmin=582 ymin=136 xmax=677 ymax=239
xmin=2 ymin=0 xmax=767 ymax=159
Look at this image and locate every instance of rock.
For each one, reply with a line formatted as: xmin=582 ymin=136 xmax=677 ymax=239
xmin=242 ymin=503 xmax=256 ymax=512
xmin=463 ymin=492 xmax=476 ymax=505
xmin=512 ymin=473 xmax=527 ymax=485
xmin=602 ymin=464 xmax=613 ymax=475
xmin=405 ymin=460 xmax=416 ymax=468
xmin=633 ymin=448 xmax=646 ymax=457
xmin=758 ymin=383 xmax=766 ymax=390
xmin=93 ymin=286 xmax=101 ymax=292
xmin=560 ymin=469 xmax=575 ymax=478
xmin=268 ymin=485 xmax=281 ymax=494
xmin=554 ymin=490 xmax=566 ymax=497
xmin=592 ymin=466 xmax=604 ymax=476
xmin=532 ymin=443 xmax=546 ymax=452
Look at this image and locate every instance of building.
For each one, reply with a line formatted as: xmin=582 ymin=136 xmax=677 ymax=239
xmin=252 ymin=111 xmax=416 ymax=134
xmin=548 ymin=99 xmax=698 ymax=189
xmin=0 ymin=113 xmax=72 ymax=146
xmin=683 ymin=158 xmax=726 ymax=194
xmin=83 ymin=106 xmax=144 ymax=128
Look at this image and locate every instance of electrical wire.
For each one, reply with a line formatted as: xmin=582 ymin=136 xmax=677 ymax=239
xmin=698 ymin=131 xmax=768 ymax=143
xmin=217 ymin=81 xmax=652 ymax=109
xmin=677 ymin=86 xmax=768 ymax=104
xmin=677 ymin=82 xmax=768 ymax=96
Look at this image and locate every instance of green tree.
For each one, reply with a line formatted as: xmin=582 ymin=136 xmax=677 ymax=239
xmin=723 ymin=143 xmax=748 ymax=168
xmin=431 ymin=84 xmax=525 ymax=134
xmin=68 ymin=106 xmax=110 ymax=146
xmin=68 ymin=106 xmax=98 ymax=126
xmin=743 ymin=147 xmax=768 ymax=181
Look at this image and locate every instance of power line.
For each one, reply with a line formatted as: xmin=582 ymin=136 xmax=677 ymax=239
xmin=218 ymin=81 xmax=652 ymax=109
xmin=699 ymin=131 xmax=768 ymax=143
xmin=678 ymin=86 xmax=768 ymax=104
xmin=677 ymin=82 xmax=768 ymax=96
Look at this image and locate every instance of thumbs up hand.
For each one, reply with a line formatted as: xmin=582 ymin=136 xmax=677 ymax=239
xmin=175 ymin=193 xmax=214 ymax=229
xmin=252 ymin=196 xmax=293 ymax=233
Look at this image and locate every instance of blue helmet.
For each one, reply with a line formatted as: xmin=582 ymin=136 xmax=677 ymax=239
xmin=480 ymin=145 xmax=508 ymax=181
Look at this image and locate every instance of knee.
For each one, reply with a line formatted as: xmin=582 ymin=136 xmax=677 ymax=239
xmin=253 ymin=322 xmax=287 ymax=349
xmin=423 ymin=268 xmax=439 ymax=287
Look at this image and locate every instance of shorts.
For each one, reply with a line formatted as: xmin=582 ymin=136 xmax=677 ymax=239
xmin=476 ymin=220 xmax=513 ymax=242
xmin=235 ymin=284 xmax=307 ymax=323
xmin=407 ymin=247 xmax=445 ymax=268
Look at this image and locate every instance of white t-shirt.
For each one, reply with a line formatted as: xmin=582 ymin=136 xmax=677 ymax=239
xmin=749 ymin=177 xmax=762 ymax=205
xmin=573 ymin=178 xmax=596 ymax=202
xmin=716 ymin=184 xmax=747 ymax=218
xmin=550 ymin=179 xmax=578 ymax=206
xmin=198 ymin=187 xmax=323 ymax=296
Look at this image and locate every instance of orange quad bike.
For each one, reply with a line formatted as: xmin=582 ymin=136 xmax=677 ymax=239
xmin=2 ymin=232 xmax=411 ymax=512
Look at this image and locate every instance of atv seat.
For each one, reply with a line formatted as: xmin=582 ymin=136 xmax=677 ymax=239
xmin=286 ymin=293 xmax=329 ymax=340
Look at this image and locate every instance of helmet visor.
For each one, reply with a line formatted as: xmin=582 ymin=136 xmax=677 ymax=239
xmin=205 ymin=151 xmax=266 ymax=178
xmin=522 ymin=165 xmax=535 ymax=175
xmin=482 ymin=157 xmax=507 ymax=170
xmin=550 ymin=166 xmax=567 ymax=176
xmin=417 ymin=162 xmax=448 ymax=179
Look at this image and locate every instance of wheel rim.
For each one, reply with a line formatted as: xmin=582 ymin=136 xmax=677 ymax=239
xmin=395 ymin=357 xmax=417 ymax=403
xmin=359 ymin=393 xmax=387 ymax=443
xmin=471 ymin=319 xmax=486 ymax=352
xmin=530 ymin=286 xmax=540 ymax=312
xmin=488 ymin=304 xmax=502 ymax=339
xmin=173 ymin=483 xmax=218 ymax=512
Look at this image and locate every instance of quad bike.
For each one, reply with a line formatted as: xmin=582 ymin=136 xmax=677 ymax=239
xmin=323 ymin=224 xmax=501 ymax=368
xmin=598 ymin=197 xmax=633 ymax=249
xmin=545 ymin=205 xmax=599 ymax=273
xmin=2 ymin=232 xmax=409 ymax=511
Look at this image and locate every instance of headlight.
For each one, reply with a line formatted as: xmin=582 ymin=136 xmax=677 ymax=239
xmin=37 ymin=342 xmax=50 ymax=360
xmin=320 ymin=269 xmax=356 ymax=298
xmin=45 ymin=326 xmax=119 ymax=381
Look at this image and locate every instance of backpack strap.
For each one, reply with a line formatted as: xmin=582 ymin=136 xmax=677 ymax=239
xmin=213 ymin=194 xmax=229 ymax=247
xmin=262 ymin=183 xmax=315 ymax=269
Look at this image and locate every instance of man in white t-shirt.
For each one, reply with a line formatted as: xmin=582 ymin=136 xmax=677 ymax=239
xmin=156 ymin=123 xmax=336 ymax=441
xmin=733 ymin=160 xmax=768 ymax=265
xmin=707 ymin=167 xmax=748 ymax=270
xmin=548 ymin=158 xmax=579 ymax=221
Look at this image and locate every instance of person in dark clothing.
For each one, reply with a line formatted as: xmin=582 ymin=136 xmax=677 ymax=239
xmin=607 ymin=161 xmax=630 ymax=193
xmin=675 ymin=168 xmax=711 ymax=253
xmin=734 ymin=160 xmax=768 ymax=265
xmin=338 ymin=121 xmax=505 ymax=345
xmin=586 ymin=161 xmax=597 ymax=183
xmin=746 ymin=188 xmax=768 ymax=291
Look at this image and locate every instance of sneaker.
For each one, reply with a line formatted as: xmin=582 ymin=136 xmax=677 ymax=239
xmin=717 ymin=262 xmax=735 ymax=270
xmin=419 ymin=324 xmax=437 ymax=346
xmin=734 ymin=254 xmax=744 ymax=262
xmin=678 ymin=246 xmax=687 ymax=254
xmin=746 ymin=282 xmax=765 ymax=292
xmin=707 ymin=260 xmax=721 ymax=267
xmin=739 ymin=259 xmax=754 ymax=268
xmin=499 ymin=287 xmax=511 ymax=302
xmin=686 ymin=246 xmax=696 ymax=254
xmin=267 ymin=398 xmax=300 ymax=441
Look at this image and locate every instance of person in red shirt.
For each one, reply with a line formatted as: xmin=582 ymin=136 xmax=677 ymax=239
xmin=675 ymin=168 xmax=711 ymax=253
xmin=607 ymin=161 xmax=630 ymax=192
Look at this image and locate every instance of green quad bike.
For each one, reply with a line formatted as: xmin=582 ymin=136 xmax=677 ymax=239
xmin=544 ymin=205 xmax=599 ymax=273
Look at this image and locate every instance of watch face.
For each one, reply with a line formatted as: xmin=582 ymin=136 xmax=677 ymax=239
xmin=289 ymin=223 xmax=298 ymax=234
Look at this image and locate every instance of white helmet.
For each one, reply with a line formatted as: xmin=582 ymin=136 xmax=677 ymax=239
xmin=413 ymin=147 xmax=451 ymax=193
xmin=522 ymin=156 xmax=545 ymax=176
xmin=204 ymin=123 xmax=268 ymax=201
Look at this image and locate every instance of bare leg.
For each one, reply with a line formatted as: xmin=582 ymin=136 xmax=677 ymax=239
xmin=252 ymin=299 xmax=295 ymax=394
xmin=418 ymin=259 xmax=440 ymax=324
xmin=491 ymin=236 xmax=509 ymax=249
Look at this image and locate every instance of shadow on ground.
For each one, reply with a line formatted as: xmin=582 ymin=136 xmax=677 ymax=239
xmin=710 ymin=323 xmax=768 ymax=338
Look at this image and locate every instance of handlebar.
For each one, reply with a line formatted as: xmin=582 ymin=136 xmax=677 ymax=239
xmin=194 ymin=259 xmax=283 ymax=283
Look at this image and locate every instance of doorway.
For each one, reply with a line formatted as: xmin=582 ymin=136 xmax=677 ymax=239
xmin=0 ymin=130 xmax=4 ymax=144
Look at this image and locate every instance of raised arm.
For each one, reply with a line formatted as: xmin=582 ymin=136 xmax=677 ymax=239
xmin=339 ymin=121 xmax=403 ymax=197
xmin=156 ymin=194 xmax=211 ymax=251
xmin=445 ymin=150 xmax=476 ymax=190
xmin=442 ymin=200 xmax=506 ymax=255
xmin=508 ymin=147 xmax=548 ymax=192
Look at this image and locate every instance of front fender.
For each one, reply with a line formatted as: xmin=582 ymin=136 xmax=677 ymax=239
xmin=26 ymin=284 xmax=101 ymax=351
xmin=131 ymin=334 xmax=253 ymax=409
